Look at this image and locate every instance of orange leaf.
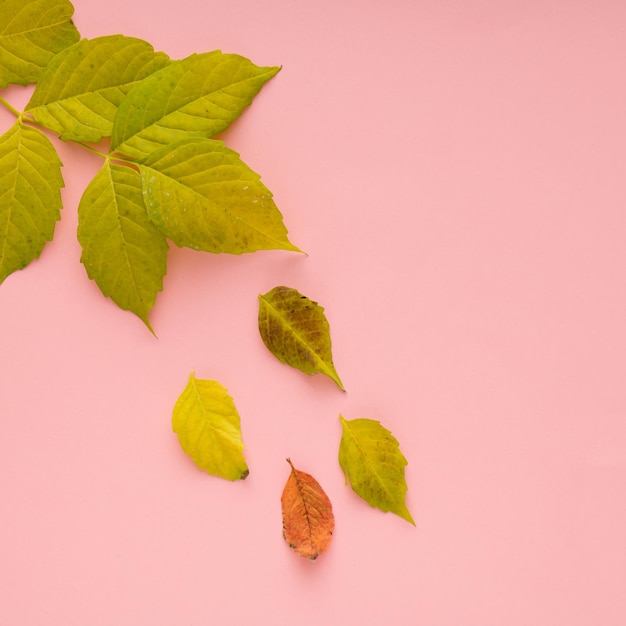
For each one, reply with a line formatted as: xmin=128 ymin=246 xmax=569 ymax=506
xmin=281 ymin=458 xmax=334 ymax=560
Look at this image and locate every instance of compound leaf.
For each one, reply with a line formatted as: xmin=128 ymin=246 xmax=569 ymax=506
xmin=111 ymin=51 xmax=279 ymax=160
xmin=281 ymin=459 xmax=334 ymax=560
xmin=258 ymin=286 xmax=344 ymax=389
xmin=338 ymin=416 xmax=415 ymax=525
xmin=25 ymin=35 xmax=170 ymax=143
xmin=139 ymin=137 xmax=300 ymax=254
xmin=0 ymin=120 xmax=63 ymax=284
xmin=0 ymin=0 xmax=80 ymax=88
xmin=77 ymin=160 xmax=167 ymax=330
xmin=172 ymin=373 xmax=248 ymax=481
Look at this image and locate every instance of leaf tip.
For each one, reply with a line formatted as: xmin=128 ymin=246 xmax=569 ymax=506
xmin=400 ymin=507 xmax=416 ymax=526
xmin=143 ymin=317 xmax=157 ymax=336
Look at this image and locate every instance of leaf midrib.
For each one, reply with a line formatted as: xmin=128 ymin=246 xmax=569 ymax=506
xmin=102 ymin=163 xmax=147 ymax=317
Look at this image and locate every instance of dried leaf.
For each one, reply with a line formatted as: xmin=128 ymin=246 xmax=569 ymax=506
xmin=338 ymin=416 xmax=415 ymax=525
xmin=258 ymin=286 xmax=344 ymax=390
xmin=281 ymin=459 xmax=334 ymax=560
xmin=172 ymin=373 xmax=248 ymax=481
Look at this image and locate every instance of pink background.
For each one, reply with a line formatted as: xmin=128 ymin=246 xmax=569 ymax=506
xmin=2 ymin=1 xmax=626 ymax=624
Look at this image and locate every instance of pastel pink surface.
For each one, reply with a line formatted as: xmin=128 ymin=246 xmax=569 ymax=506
xmin=1 ymin=1 xmax=625 ymax=624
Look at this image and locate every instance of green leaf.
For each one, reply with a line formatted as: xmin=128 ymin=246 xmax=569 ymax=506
xmin=139 ymin=138 xmax=300 ymax=254
xmin=77 ymin=160 xmax=168 ymax=330
xmin=0 ymin=0 xmax=80 ymax=88
xmin=338 ymin=416 xmax=415 ymax=525
xmin=172 ymin=373 xmax=249 ymax=481
xmin=258 ymin=286 xmax=344 ymax=390
xmin=111 ymin=51 xmax=279 ymax=160
xmin=0 ymin=120 xmax=63 ymax=284
xmin=24 ymin=35 xmax=170 ymax=143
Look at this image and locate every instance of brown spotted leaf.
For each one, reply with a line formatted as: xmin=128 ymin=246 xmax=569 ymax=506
xmin=281 ymin=459 xmax=334 ymax=560
xmin=258 ymin=286 xmax=344 ymax=390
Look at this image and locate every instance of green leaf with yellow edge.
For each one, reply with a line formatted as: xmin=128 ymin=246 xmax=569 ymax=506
xmin=139 ymin=137 xmax=300 ymax=254
xmin=77 ymin=160 xmax=168 ymax=331
xmin=0 ymin=120 xmax=63 ymax=284
xmin=0 ymin=0 xmax=80 ymax=88
xmin=338 ymin=416 xmax=415 ymax=525
xmin=25 ymin=35 xmax=170 ymax=143
xmin=110 ymin=51 xmax=279 ymax=160
xmin=258 ymin=286 xmax=344 ymax=390
xmin=172 ymin=373 xmax=249 ymax=481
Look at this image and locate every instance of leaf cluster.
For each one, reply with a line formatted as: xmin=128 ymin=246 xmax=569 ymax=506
xmin=1 ymin=0 xmax=298 ymax=331
xmin=172 ymin=287 xmax=414 ymax=560
xmin=2 ymin=0 xmax=416 ymax=562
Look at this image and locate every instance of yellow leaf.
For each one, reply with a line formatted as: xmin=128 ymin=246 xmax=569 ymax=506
xmin=281 ymin=459 xmax=334 ymax=560
xmin=258 ymin=286 xmax=344 ymax=390
xmin=339 ymin=416 xmax=415 ymax=525
xmin=172 ymin=373 xmax=248 ymax=481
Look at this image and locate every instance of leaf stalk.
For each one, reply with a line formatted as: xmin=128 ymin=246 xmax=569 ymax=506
xmin=0 ymin=97 xmax=21 ymax=118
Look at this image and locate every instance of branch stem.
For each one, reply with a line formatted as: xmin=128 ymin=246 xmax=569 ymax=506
xmin=0 ymin=96 xmax=21 ymax=118
xmin=77 ymin=142 xmax=108 ymax=159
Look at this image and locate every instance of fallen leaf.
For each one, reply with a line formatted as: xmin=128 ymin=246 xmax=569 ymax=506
xmin=281 ymin=459 xmax=334 ymax=560
xmin=258 ymin=286 xmax=344 ymax=390
xmin=338 ymin=416 xmax=415 ymax=525
xmin=172 ymin=373 xmax=248 ymax=481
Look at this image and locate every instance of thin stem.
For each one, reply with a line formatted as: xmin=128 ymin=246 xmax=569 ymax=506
xmin=0 ymin=96 xmax=21 ymax=118
xmin=76 ymin=142 xmax=108 ymax=159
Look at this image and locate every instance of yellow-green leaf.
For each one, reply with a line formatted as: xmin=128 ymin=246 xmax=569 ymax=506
xmin=77 ymin=161 xmax=168 ymax=331
xmin=111 ymin=51 xmax=279 ymax=160
xmin=258 ymin=286 xmax=344 ymax=390
xmin=139 ymin=138 xmax=300 ymax=254
xmin=338 ymin=416 xmax=415 ymax=525
xmin=0 ymin=120 xmax=63 ymax=284
xmin=172 ymin=373 xmax=248 ymax=481
xmin=0 ymin=0 xmax=80 ymax=87
xmin=25 ymin=36 xmax=170 ymax=143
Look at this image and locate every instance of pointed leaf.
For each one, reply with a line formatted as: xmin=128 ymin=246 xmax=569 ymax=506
xmin=24 ymin=36 xmax=170 ymax=142
xmin=111 ymin=51 xmax=279 ymax=160
xmin=139 ymin=137 xmax=300 ymax=254
xmin=172 ymin=373 xmax=248 ymax=481
xmin=258 ymin=286 xmax=344 ymax=389
xmin=338 ymin=416 xmax=415 ymax=525
xmin=0 ymin=120 xmax=63 ymax=284
xmin=0 ymin=0 xmax=80 ymax=87
xmin=281 ymin=459 xmax=334 ymax=560
xmin=77 ymin=160 xmax=168 ymax=330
